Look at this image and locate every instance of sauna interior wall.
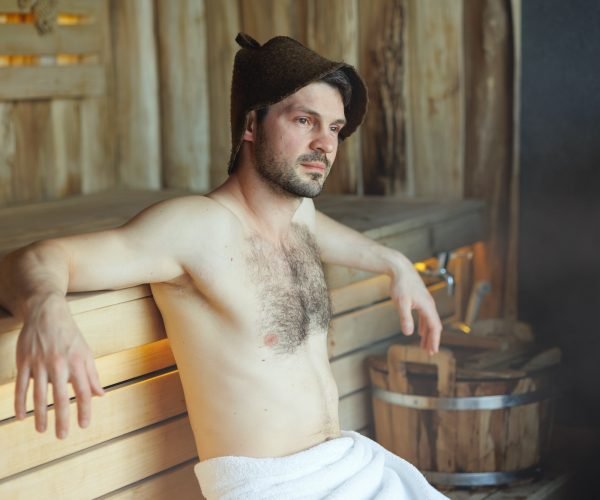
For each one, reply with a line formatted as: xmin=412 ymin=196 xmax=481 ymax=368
xmin=0 ymin=0 xmax=517 ymax=316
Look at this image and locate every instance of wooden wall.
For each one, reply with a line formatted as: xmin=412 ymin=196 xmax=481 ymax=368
xmin=0 ymin=0 xmax=518 ymax=316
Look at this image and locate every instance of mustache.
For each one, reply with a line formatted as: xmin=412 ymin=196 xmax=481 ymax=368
xmin=297 ymin=152 xmax=330 ymax=169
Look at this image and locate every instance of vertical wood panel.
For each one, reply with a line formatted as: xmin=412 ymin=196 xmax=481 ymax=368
xmin=306 ymin=0 xmax=362 ymax=195
xmin=205 ymin=0 xmax=241 ymax=188
xmin=0 ymin=103 xmax=15 ymax=205
xmin=359 ymin=0 xmax=406 ymax=196
xmin=112 ymin=0 xmax=161 ymax=189
xmin=239 ymin=0 xmax=306 ymax=43
xmin=82 ymin=0 xmax=116 ymax=194
xmin=12 ymin=101 xmax=48 ymax=204
xmin=464 ymin=0 xmax=513 ymax=318
xmin=81 ymin=97 xmax=116 ymax=193
xmin=46 ymin=100 xmax=81 ymax=199
xmin=506 ymin=0 xmax=521 ymax=320
xmin=405 ymin=0 xmax=465 ymax=198
xmin=156 ymin=0 xmax=210 ymax=192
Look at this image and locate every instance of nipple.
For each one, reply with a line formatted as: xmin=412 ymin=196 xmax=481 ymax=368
xmin=263 ymin=333 xmax=279 ymax=347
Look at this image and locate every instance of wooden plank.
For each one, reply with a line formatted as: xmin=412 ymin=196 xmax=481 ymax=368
xmin=329 ymin=299 xmax=401 ymax=358
xmin=0 ymin=338 xmax=175 ymax=421
xmin=433 ymin=211 xmax=488 ymax=257
xmin=11 ymin=100 xmax=47 ymax=203
xmin=404 ymin=0 xmax=465 ymax=198
xmin=0 ymin=296 xmax=166 ymax=384
xmin=0 ymin=190 xmax=185 ymax=258
xmin=359 ymin=0 xmax=407 ymax=196
xmin=112 ymin=0 xmax=161 ymax=189
xmin=330 ymin=274 xmax=392 ymax=314
xmin=331 ymin=273 xmax=454 ymax=316
xmin=331 ymin=336 xmax=401 ymax=397
xmin=0 ymin=65 xmax=105 ymax=101
xmin=338 ymin=388 xmax=371 ymax=431
xmin=239 ymin=0 xmax=305 ymax=43
xmin=329 ymin=279 xmax=457 ymax=359
xmin=0 ymin=415 xmax=198 ymax=499
xmin=80 ymin=96 xmax=116 ymax=193
xmin=0 ymin=23 xmax=101 ymax=55
xmin=505 ymin=0 xmax=521 ymax=321
xmin=46 ymin=99 xmax=81 ymax=199
xmin=81 ymin=0 xmax=116 ymax=194
xmin=204 ymin=0 xmax=240 ymax=187
xmin=0 ymin=101 xmax=14 ymax=205
xmin=0 ymin=286 xmax=151 ymax=330
xmin=0 ymin=0 xmax=98 ymax=14
xmin=315 ymin=196 xmax=486 ymax=242
xmin=0 ymin=370 xmax=186 ymax=479
xmin=368 ymin=356 xmax=394 ymax=450
xmin=0 ymin=192 xmax=485 ymax=258
xmin=306 ymin=0 xmax=361 ymax=195
xmin=155 ymin=0 xmax=210 ymax=192
xmin=102 ymin=460 xmax=201 ymax=500
xmin=463 ymin=0 xmax=514 ymax=320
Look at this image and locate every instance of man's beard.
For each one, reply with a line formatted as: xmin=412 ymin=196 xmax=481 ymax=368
xmin=254 ymin=131 xmax=330 ymax=199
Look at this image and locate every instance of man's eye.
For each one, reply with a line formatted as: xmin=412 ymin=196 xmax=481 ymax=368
xmin=330 ymin=126 xmax=340 ymax=134
xmin=297 ymin=117 xmax=311 ymax=126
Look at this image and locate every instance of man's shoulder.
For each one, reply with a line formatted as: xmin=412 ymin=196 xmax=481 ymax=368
xmin=144 ymin=194 xmax=238 ymax=222
xmin=130 ymin=194 xmax=242 ymax=242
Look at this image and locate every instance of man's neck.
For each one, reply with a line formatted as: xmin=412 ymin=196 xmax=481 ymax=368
xmin=214 ymin=167 xmax=304 ymax=239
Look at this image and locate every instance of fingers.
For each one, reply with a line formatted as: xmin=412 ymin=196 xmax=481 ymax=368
xmin=71 ymin=366 xmax=93 ymax=429
xmin=51 ymin=361 xmax=70 ymax=439
xmin=15 ymin=357 xmax=103 ymax=438
xmin=33 ymin=365 xmax=48 ymax=433
xmin=396 ymin=296 xmax=414 ymax=336
xmin=14 ymin=363 xmax=31 ymax=420
xmin=417 ymin=304 xmax=442 ymax=355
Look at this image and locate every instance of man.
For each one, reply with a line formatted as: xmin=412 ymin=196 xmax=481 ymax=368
xmin=0 ymin=34 xmax=447 ymax=499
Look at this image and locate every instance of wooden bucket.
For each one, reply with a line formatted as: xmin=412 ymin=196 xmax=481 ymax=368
xmin=368 ymin=344 xmax=558 ymax=487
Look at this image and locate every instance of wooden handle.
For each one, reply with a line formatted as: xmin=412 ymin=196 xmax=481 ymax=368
xmin=387 ymin=344 xmax=456 ymax=397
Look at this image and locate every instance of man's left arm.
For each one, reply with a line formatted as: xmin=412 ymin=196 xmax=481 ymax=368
xmin=315 ymin=210 xmax=441 ymax=355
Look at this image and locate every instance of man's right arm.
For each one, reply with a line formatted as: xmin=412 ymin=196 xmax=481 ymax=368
xmin=0 ymin=196 xmax=204 ymax=439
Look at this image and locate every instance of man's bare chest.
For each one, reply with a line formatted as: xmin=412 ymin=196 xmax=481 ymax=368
xmin=245 ymin=224 xmax=331 ymax=353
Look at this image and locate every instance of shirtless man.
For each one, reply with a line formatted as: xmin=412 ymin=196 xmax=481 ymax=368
xmin=0 ymin=34 xmax=446 ymax=498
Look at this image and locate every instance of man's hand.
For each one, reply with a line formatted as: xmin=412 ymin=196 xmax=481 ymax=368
xmin=15 ymin=293 xmax=104 ymax=439
xmin=389 ymin=256 xmax=442 ymax=355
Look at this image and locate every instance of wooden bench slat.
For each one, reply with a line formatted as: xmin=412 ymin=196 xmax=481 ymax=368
xmin=0 ymin=297 xmax=166 ymax=384
xmin=0 ymin=24 xmax=101 ymax=56
xmin=339 ymin=389 xmax=371 ymax=431
xmin=0 ymin=370 xmax=186 ymax=480
xmin=101 ymin=461 xmax=201 ymax=500
xmin=0 ymin=65 xmax=106 ymax=101
xmin=0 ymin=414 xmax=197 ymax=499
xmin=0 ymin=338 xmax=175 ymax=421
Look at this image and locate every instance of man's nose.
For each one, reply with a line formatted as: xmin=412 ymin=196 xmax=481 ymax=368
xmin=310 ymin=132 xmax=336 ymax=155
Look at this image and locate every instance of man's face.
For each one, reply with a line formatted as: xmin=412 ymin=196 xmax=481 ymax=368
xmin=253 ymin=82 xmax=346 ymax=198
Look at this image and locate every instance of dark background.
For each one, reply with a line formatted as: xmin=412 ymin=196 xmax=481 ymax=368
xmin=519 ymin=0 xmax=600 ymax=427
xmin=519 ymin=1 xmax=600 ymax=494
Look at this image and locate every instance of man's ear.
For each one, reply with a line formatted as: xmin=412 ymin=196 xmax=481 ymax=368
xmin=242 ymin=111 xmax=257 ymax=142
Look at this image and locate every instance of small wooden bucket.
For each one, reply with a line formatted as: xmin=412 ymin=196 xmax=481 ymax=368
xmin=368 ymin=344 xmax=557 ymax=487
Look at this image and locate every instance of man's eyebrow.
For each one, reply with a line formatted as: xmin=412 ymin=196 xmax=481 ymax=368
xmin=287 ymin=106 xmax=347 ymax=126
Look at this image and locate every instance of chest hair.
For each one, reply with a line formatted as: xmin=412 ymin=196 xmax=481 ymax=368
xmin=246 ymin=223 xmax=332 ymax=353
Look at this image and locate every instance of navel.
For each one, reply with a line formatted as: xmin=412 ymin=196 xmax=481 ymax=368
xmin=263 ymin=333 xmax=280 ymax=347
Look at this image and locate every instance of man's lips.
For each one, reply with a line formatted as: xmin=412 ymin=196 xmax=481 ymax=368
xmin=300 ymin=162 xmax=326 ymax=172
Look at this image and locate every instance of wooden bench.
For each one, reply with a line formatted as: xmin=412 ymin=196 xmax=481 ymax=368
xmin=0 ymin=190 xmax=486 ymax=499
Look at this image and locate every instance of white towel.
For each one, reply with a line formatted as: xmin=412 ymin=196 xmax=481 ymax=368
xmin=194 ymin=431 xmax=448 ymax=500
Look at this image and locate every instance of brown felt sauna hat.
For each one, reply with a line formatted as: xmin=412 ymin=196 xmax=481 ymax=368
xmin=228 ymin=32 xmax=368 ymax=173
